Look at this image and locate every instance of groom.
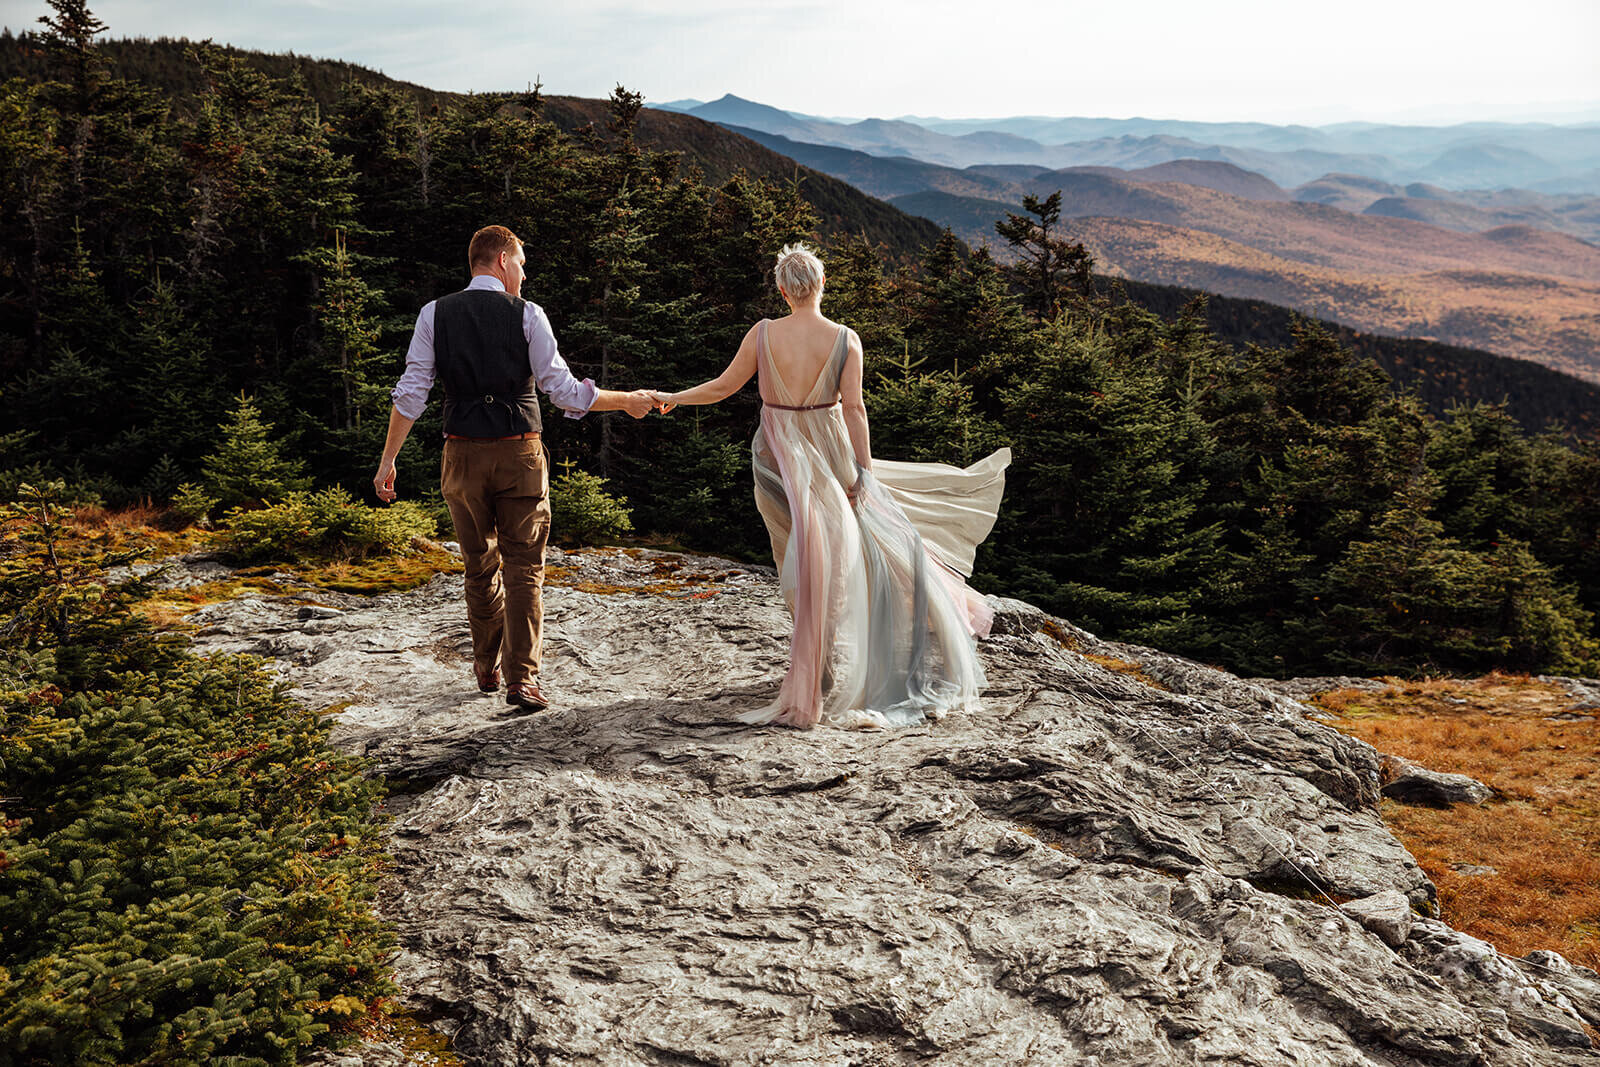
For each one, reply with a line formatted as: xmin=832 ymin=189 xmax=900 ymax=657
xmin=374 ymin=225 xmax=657 ymax=711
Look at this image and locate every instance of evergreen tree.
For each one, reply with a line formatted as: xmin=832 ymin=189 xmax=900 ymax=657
xmin=115 ymin=278 xmax=224 ymax=478
xmin=35 ymin=0 xmax=106 ymax=115
xmin=1538 ymin=434 xmax=1600 ymax=610
xmin=995 ymin=318 xmax=1225 ymax=642
xmin=8 ymin=228 xmax=125 ymax=483
xmin=0 ymin=76 xmax=66 ymax=351
xmin=294 ymin=229 xmax=395 ymax=481
xmin=821 ymin=233 xmax=907 ymax=379
xmin=1429 ymin=401 xmax=1538 ymax=548
xmin=548 ymin=462 xmax=634 ymax=546
xmin=563 ymin=183 xmax=658 ymax=475
xmin=994 ymin=191 xmax=1096 ymax=320
xmin=200 ymin=394 xmax=312 ymax=512
xmin=1314 ymin=476 xmax=1598 ymax=674
xmin=0 ymin=481 xmax=163 ymax=672
xmin=631 ymin=418 xmax=755 ymax=553
xmin=865 ymin=371 xmax=1003 ymax=467
xmin=908 ymin=236 xmax=1031 ymax=412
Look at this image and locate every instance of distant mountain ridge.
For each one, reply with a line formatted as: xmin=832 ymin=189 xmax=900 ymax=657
xmin=1073 ymin=215 xmax=1600 ymax=384
xmin=677 ymin=94 xmax=1600 ymax=193
xmin=710 ymin=107 xmax=1600 ymax=384
xmin=723 ymin=124 xmax=1600 ymax=246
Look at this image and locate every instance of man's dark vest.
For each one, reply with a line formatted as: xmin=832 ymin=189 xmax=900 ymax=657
xmin=433 ymin=289 xmax=543 ymax=437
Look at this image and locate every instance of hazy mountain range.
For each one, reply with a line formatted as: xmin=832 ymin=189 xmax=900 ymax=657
xmin=659 ymin=95 xmax=1600 ymax=194
xmin=721 ymin=126 xmax=1600 ymax=246
xmin=658 ymin=96 xmax=1600 ymax=384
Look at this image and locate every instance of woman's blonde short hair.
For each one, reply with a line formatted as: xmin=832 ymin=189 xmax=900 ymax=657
xmin=774 ymin=243 xmax=825 ymax=300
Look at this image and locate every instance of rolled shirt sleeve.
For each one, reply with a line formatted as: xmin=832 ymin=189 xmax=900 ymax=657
xmin=390 ymin=304 xmax=436 ymax=421
xmin=526 ymin=302 xmax=598 ymax=419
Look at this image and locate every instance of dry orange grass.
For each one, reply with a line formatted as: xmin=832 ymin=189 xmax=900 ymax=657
xmin=1314 ymin=674 xmax=1600 ymax=968
xmin=296 ymin=548 xmax=462 ymax=595
xmin=1082 ymin=652 xmax=1167 ymax=690
xmin=64 ymin=502 xmax=210 ymax=559
xmin=136 ymin=576 xmax=304 ymax=629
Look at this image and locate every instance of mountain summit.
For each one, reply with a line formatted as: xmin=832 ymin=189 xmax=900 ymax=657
xmin=175 ymin=546 xmax=1600 ymax=1065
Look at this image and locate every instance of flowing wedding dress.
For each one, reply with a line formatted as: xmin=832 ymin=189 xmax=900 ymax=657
xmin=738 ymin=319 xmax=1010 ymax=729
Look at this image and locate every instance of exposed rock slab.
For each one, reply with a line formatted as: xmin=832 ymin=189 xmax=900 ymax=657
xmin=1381 ymin=755 xmax=1496 ymax=807
xmin=1342 ymin=890 xmax=1415 ymax=948
xmin=1540 ymin=675 xmax=1600 ymax=712
xmin=106 ymin=550 xmax=235 ymax=590
xmin=177 ymin=547 xmax=1600 ymax=1065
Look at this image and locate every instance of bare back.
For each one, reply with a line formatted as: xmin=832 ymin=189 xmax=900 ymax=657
xmin=759 ymin=314 xmax=853 ymax=405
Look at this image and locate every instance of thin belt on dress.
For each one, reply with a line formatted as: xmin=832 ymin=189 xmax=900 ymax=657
xmin=764 ymin=401 xmax=840 ymax=412
xmin=443 ymin=431 xmax=541 ymax=441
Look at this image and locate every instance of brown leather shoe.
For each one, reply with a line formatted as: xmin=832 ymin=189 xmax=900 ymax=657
xmin=506 ymin=681 xmax=549 ymax=711
xmin=475 ymin=666 xmax=501 ymax=693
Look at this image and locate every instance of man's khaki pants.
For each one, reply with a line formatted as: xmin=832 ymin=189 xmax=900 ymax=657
xmin=440 ymin=436 xmax=550 ymax=685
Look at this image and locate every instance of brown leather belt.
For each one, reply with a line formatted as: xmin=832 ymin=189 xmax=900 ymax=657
xmin=764 ymin=401 xmax=841 ymax=412
xmin=443 ymin=431 xmax=541 ymax=441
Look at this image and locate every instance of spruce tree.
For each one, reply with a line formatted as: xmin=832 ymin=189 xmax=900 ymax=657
xmin=866 ymin=372 xmax=1003 ymax=467
xmin=996 ymin=318 xmax=1224 ymax=641
xmin=1315 ymin=475 xmax=1599 ymax=674
xmin=1527 ymin=433 xmax=1600 ymax=611
xmin=822 ymin=234 xmax=906 ymax=378
xmin=200 ymin=394 xmax=311 ymax=512
xmin=116 ymin=278 xmax=223 ymax=478
xmin=35 ymin=0 xmax=107 ymax=116
xmin=294 ymin=229 xmax=394 ymax=480
xmin=0 ymin=77 xmax=66 ymax=349
xmin=994 ymin=191 xmax=1096 ymax=321
xmin=1429 ymin=401 xmax=1537 ymax=548
xmin=908 ymin=236 xmax=1032 ymax=411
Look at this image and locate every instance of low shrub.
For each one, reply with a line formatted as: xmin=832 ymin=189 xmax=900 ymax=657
xmin=548 ymin=467 xmax=633 ymax=547
xmin=222 ymin=488 xmax=435 ymax=562
xmin=169 ymin=481 xmax=219 ymax=528
xmin=0 ymin=483 xmax=397 ymax=1065
xmin=0 ymin=651 xmax=396 ymax=1065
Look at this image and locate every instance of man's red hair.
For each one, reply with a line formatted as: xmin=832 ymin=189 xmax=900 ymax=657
xmin=468 ymin=225 xmax=521 ymax=269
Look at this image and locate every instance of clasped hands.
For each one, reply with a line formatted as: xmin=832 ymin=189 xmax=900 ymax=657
xmin=622 ymin=389 xmax=677 ymax=417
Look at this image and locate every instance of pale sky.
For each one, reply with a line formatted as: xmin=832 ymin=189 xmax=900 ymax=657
xmin=5 ymin=0 xmax=1598 ymax=125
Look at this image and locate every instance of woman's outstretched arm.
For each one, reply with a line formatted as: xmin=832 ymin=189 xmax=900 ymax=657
xmin=840 ymin=330 xmax=872 ymax=478
xmin=655 ymin=323 xmax=761 ymax=409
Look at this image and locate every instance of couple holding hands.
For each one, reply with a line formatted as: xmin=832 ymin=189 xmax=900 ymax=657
xmin=375 ymin=225 xmax=1008 ymax=727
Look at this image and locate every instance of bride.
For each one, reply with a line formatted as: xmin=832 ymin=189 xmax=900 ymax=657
xmin=653 ymin=244 xmax=1010 ymax=729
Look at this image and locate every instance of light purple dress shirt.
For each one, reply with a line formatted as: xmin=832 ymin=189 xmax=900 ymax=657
xmin=390 ymin=275 xmax=599 ymax=422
